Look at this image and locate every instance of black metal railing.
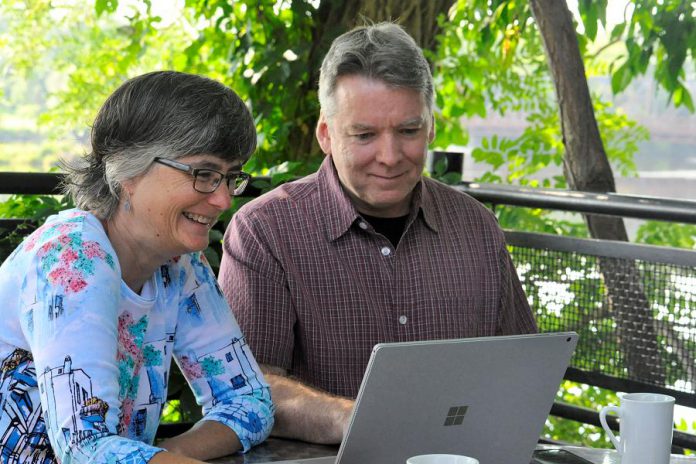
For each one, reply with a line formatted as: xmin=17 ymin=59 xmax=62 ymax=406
xmin=3 ymin=171 xmax=696 ymax=224
xmin=459 ymin=182 xmax=696 ymax=224
xmin=507 ymin=230 xmax=696 ymax=450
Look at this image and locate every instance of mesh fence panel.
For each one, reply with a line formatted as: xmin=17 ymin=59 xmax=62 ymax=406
xmin=509 ymin=244 xmax=696 ymax=397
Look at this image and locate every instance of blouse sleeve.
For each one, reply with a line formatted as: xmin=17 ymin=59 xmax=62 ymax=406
xmin=20 ymin=219 xmax=165 ymax=463
xmin=172 ymin=252 xmax=275 ymax=452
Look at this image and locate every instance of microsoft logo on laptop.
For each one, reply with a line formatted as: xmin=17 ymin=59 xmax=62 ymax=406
xmin=444 ymin=405 xmax=468 ymax=426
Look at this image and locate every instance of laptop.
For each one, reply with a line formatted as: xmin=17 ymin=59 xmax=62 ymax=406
xmin=259 ymin=332 xmax=578 ymax=464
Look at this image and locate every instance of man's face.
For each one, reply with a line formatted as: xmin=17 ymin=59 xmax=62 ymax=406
xmin=316 ymin=75 xmax=435 ymax=218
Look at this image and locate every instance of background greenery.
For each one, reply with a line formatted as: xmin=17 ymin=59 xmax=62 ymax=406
xmin=1 ymin=0 xmax=695 ymax=449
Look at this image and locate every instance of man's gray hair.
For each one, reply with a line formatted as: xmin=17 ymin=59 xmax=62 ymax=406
xmin=62 ymin=71 xmax=256 ymax=219
xmin=318 ymin=22 xmax=434 ymax=118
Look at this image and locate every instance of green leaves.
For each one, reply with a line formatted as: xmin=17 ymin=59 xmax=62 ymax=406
xmin=605 ymin=0 xmax=696 ymax=112
xmin=0 ymin=194 xmax=72 ymax=222
xmin=0 ymin=194 xmax=74 ymax=262
xmin=610 ymin=61 xmax=633 ymax=94
xmin=636 ymin=221 xmax=696 ymax=248
xmin=432 ymin=0 xmax=548 ymax=150
xmin=95 ymin=0 xmax=119 ymax=17
xmin=578 ymin=0 xmax=607 ymax=41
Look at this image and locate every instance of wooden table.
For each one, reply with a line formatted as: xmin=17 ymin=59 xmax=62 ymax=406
xmin=536 ymin=444 xmax=696 ymax=463
xmin=208 ymin=437 xmax=337 ymax=463
xmin=208 ymin=439 xmax=696 ymax=463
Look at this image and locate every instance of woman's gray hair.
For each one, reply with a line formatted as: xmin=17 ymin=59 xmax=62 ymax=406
xmin=62 ymin=71 xmax=256 ymax=219
xmin=318 ymin=22 xmax=434 ymax=118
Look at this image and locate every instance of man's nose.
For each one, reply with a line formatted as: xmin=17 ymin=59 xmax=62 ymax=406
xmin=375 ymin=134 xmax=401 ymax=166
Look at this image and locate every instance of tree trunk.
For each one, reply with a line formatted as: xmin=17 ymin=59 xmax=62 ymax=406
xmin=287 ymin=0 xmax=454 ymax=160
xmin=530 ymin=0 xmax=665 ymax=385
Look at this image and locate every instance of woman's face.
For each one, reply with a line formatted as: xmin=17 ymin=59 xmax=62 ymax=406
xmin=126 ymin=153 xmax=242 ymax=259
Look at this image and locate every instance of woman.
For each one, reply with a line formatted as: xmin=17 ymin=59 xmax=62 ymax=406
xmin=0 ymin=71 xmax=274 ymax=463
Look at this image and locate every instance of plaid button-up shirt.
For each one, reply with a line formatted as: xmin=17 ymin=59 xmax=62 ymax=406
xmin=219 ymin=157 xmax=537 ymax=397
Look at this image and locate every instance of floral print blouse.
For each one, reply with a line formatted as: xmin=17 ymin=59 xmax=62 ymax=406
xmin=0 ymin=209 xmax=274 ymax=463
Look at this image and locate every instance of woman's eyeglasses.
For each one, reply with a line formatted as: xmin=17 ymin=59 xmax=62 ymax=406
xmin=154 ymin=157 xmax=250 ymax=197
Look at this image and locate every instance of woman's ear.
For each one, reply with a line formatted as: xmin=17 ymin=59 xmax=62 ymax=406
xmin=120 ymin=178 xmax=136 ymax=197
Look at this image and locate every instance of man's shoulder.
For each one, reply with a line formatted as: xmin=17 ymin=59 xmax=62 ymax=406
xmin=423 ymin=177 xmax=496 ymax=217
xmin=237 ymin=173 xmax=320 ymax=218
xmin=422 ymin=177 xmax=505 ymax=243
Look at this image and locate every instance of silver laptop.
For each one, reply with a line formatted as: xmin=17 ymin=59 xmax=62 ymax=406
xmin=261 ymin=332 xmax=578 ymax=464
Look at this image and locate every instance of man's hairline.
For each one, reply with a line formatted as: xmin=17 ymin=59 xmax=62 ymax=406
xmin=321 ymin=73 xmax=433 ymax=118
xmin=320 ymin=106 xmax=435 ymax=133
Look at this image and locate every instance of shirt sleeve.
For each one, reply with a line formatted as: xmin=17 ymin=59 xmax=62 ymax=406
xmin=496 ymin=243 xmax=538 ymax=335
xmin=20 ymin=222 xmax=165 ymax=464
xmin=172 ymin=252 xmax=274 ymax=452
xmin=218 ymin=209 xmax=296 ymax=371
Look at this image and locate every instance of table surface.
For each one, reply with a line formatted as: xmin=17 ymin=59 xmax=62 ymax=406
xmin=208 ymin=437 xmax=337 ymax=463
xmin=209 ymin=438 xmax=696 ymax=463
xmin=536 ymin=444 xmax=695 ymax=464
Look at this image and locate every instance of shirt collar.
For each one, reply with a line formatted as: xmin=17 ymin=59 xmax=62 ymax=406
xmin=317 ymin=156 xmax=440 ymax=241
xmin=411 ymin=178 xmax=440 ymax=234
xmin=317 ymin=157 xmax=361 ymax=241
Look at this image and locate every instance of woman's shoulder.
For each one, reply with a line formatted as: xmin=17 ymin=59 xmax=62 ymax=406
xmin=27 ymin=209 xmax=112 ymax=249
xmin=12 ymin=209 xmax=120 ymax=288
xmin=23 ymin=209 xmax=103 ymax=245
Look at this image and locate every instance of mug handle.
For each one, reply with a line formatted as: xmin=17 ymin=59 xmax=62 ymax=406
xmin=599 ymin=405 xmax=622 ymax=453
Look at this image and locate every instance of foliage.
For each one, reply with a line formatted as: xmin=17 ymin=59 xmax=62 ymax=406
xmin=433 ymin=0 xmax=648 ymax=242
xmin=546 ymin=382 xmax=618 ymax=447
xmin=608 ymin=0 xmax=696 ymax=112
xmin=0 ymin=139 xmax=79 ymax=172
xmin=0 ymin=194 xmax=73 ymax=262
xmin=432 ymin=0 xmax=550 ymax=149
xmin=635 ymin=221 xmax=696 ymax=249
xmin=0 ymin=0 xmax=197 ymax=146
xmin=179 ymin=0 xmax=323 ymax=168
xmin=0 ymin=194 xmax=71 ymax=220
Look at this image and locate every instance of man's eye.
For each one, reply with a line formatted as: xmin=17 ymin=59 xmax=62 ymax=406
xmin=354 ymin=133 xmax=374 ymax=141
xmin=401 ymin=127 xmax=421 ymax=135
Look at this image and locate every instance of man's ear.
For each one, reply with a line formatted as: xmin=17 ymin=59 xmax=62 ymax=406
xmin=315 ymin=112 xmax=333 ymax=156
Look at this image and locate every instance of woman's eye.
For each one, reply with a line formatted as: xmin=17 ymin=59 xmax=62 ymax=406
xmin=196 ymin=171 xmax=217 ymax=183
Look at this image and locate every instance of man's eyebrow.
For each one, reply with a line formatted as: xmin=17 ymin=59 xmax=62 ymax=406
xmin=347 ymin=123 xmax=375 ymax=131
xmin=347 ymin=117 xmax=425 ymax=132
xmin=398 ymin=117 xmax=426 ymax=127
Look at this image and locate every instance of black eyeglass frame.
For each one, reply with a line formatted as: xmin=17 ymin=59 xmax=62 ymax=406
xmin=153 ymin=157 xmax=250 ymax=196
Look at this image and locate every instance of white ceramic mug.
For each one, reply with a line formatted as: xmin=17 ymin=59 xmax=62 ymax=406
xmin=599 ymin=392 xmax=675 ymax=464
xmin=406 ymin=454 xmax=479 ymax=464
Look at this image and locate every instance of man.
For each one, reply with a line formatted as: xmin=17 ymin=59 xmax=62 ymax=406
xmin=218 ymin=22 xmax=537 ymax=444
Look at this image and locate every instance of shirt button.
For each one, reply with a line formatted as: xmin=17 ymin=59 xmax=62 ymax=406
xmin=380 ymin=246 xmax=392 ymax=256
xmin=398 ymin=315 xmax=408 ymax=325
xmin=358 ymin=221 xmax=368 ymax=230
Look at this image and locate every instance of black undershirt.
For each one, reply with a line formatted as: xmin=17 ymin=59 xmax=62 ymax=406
xmin=361 ymin=213 xmax=409 ymax=248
